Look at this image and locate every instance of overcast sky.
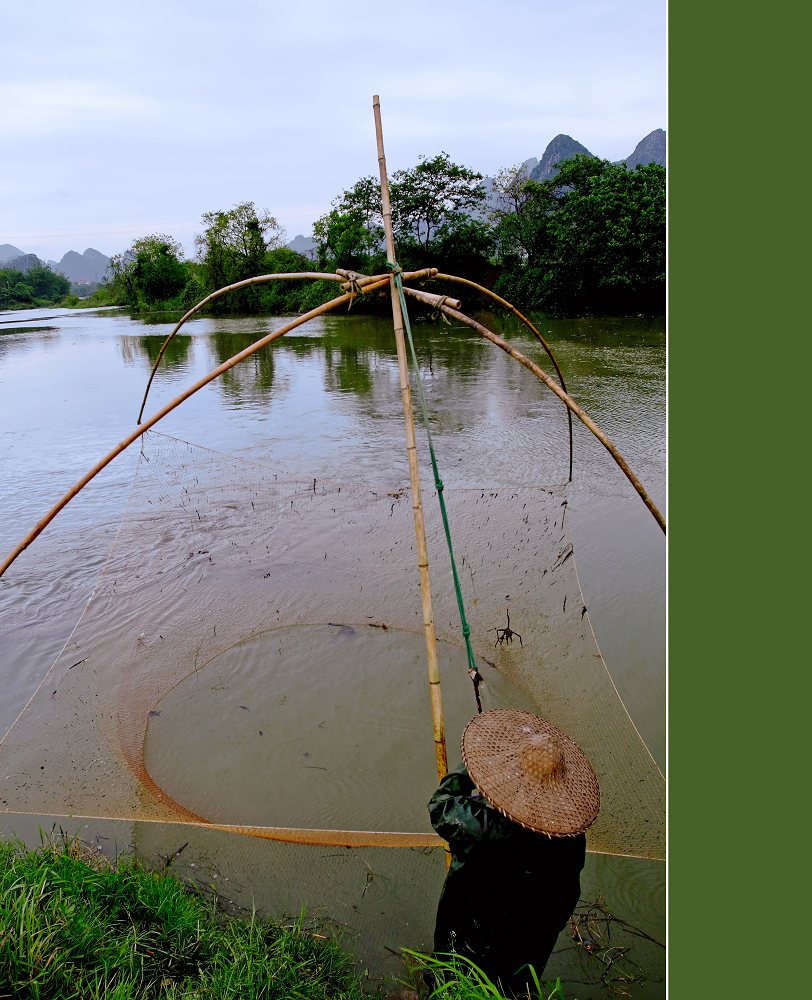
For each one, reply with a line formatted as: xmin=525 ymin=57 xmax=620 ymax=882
xmin=1 ymin=1 xmax=666 ymax=262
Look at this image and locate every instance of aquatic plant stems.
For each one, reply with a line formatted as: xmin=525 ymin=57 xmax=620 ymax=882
xmin=405 ymin=291 xmax=666 ymax=533
xmin=0 ymin=276 xmax=403 ymax=581
xmin=374 ymin=95 xmax=449 ymax=784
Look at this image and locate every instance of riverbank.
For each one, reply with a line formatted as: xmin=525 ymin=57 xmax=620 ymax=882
xmin=0 ymin=836 xmax=376 ymax=999
xmin=0 ymin=837 xmax=570 ymax=1000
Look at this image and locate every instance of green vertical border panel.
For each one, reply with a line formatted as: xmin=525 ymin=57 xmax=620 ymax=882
xmin=669 ymin=2 xmax=806 ymax=997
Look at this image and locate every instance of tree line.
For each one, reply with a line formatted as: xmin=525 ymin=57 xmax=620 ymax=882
xmin=97 ymin=151 xmax=664 ymax=318
xmin=0 ymin=265 xmax=71 ymax=309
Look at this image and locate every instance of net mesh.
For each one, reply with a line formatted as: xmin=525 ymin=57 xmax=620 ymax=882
xmin=1 ymin=429 xmax=663 ymax=860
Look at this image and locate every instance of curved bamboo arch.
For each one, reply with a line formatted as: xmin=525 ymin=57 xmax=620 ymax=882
xmin=403 ymin=290 xmax=666 ymax=534
xmin=137 ymin=271 xmax=363 ymax=424
xmin=0 ymin=266 xmax=664 ymax=581
xmin=433 ymin=274 xmax=574 ymax=481
xmin=1 ymin=99 xmax=663 ymax=861
xmin=137 ymin=269 xmax=586 ymax=482
xmin=0 ymin=274 xmax=393 ymax=580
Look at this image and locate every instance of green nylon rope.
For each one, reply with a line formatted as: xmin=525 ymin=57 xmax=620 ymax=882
xmin=387 ymin=262 xmax=483 ymax=711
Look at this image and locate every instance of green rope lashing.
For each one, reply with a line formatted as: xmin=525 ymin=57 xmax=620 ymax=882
xmin=387 ymin=262 xmax=483 ymax=712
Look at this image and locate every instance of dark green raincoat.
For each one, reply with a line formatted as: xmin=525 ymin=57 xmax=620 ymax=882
xmin=428 ymin=763 xmax=585 ymax=994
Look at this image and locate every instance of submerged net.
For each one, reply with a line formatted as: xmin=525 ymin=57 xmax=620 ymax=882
xmin=1 ymin=428 xmax=663 ymax=859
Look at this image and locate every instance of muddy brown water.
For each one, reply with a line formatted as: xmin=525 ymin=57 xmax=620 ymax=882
xmin=0 ymin=305 xmax=665 ymax=996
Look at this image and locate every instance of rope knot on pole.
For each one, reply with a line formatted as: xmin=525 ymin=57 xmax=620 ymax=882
xmin=431 ymin=295 xmax=453 ymax=325
xmin=433 ymin=310 xmax=452 ymax=325
xmin=346 ymin=277 xmax=362 ymax=309
xmin=386 ymin=261 xmax=404 ymax=276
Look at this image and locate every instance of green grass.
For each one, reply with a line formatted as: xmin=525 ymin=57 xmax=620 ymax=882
xmin=0 ymin=837 xmax=373 ymax=999
xmin=403 ymin=950 xmax=569 ymax=1000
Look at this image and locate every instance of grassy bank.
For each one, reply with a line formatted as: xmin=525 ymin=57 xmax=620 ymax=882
xmin=0 ymin=837 xmax=373 ymax=999
xmin=0 ymin=837 xmax=572 ymax=999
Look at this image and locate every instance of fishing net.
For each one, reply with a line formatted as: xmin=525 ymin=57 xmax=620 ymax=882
xmin=0 ymin=319 xmax=664 ymax=993
xmin=0 ymin=427 xmax=663 ymax=859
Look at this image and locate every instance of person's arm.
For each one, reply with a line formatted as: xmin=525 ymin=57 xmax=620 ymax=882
xmin=428 ymin=764 xmax=516 ymax=857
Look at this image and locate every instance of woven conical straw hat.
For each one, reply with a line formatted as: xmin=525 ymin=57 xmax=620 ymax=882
xmin=461 ymin=709 xmax=600 ymax=837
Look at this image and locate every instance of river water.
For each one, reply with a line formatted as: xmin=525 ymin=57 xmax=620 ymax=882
xmin=0 ymin=304 xmax=665 ymax=995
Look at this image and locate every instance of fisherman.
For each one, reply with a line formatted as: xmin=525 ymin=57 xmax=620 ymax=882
xmin=428 ymin=709 xmax=600 ymax=996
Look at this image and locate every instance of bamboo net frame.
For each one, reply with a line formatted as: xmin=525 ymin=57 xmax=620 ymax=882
xmin=0 ymin=250 xmax=666 ymax=578
xmin=137 ymin=271 xmax=351 ymax=424
xmin=0 ymin=98 xmax=665 ymax=857
xmin=400 ymin=289 xmax=667 ymax=533
xmin=0 ymin=270 xmax=429 ymax=580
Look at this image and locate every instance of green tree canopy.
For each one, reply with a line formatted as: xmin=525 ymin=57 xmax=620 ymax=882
xmin=391 ymin=152 xmax=486 ymax=263
xmin=196 ymin=203 xmax=283 ymax=285
xmin=494 ymin=156 xmax=665 ymax=315
xmin=312 ymin=207 xmax=385 ymax=273
xmin=69 ymin=153 xmax=664 ymax=320
xmin=26 ymin=265 xmax=71 ymax=301
xmin=0 ymin=265 xmax=70 ymax=308
xmin=490 ymin=166 xmax=556 ymax=268
xmin=195 ymin=202 xmax=285 ymax=312
xmin=314 ymin=153 xmax=487 ymax=274
xmin=109 ymin=234 xmax=187 ymax=307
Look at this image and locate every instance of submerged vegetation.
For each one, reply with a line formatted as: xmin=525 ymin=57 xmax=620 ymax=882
xmin=0 ymin=837 xmax=373 ymax=999
xmin=70 ymin=151 xmax=663 ymax=320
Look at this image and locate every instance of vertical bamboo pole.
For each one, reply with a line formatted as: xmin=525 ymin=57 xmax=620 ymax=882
xmin=372 ymin=95 xmax=448 ymax=783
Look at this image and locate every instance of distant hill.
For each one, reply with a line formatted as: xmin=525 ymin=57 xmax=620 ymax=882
xmin=619 ymin=128 xmax=666 ymax=168
xmin=1 ymin=244 xmax=111 ymax=284
xmin=529 ymin=135 xmax=596 ymax=182
xmin=480 ymin=130 xmax=665 ymax=217
xmin=0 ymin=244 xmax=26 ymax=263
xmin=49 ymin=248 xmax=111 ymax=284
xmin=527 ymin=130 xmax=665 ymax=181
xmin=5 ymin=135 xmax=665 ymax=273
xmin=286 ymin=234 xmax=316 ymax=258
xmin=6 ymin=253 xmax=43 ymax=274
